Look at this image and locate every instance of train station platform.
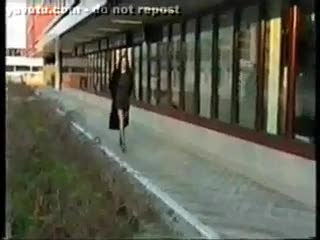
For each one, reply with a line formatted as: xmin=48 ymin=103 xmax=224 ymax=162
xmin=39 ymin=88 xmax=315 ymax=239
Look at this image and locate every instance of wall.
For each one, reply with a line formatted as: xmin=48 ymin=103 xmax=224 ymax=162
xmin=6 ymin=56 xmax=43 ymax=66
xmin=27 ymin=9 xmax=56 ymax=56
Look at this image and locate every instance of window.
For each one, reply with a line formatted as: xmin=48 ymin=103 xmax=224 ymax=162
xmin=32 ymin=66 xmax=43 ymax=72
xmin=70 ymin=67 xmax=85 ymax=73
xmin=127 ymin=47 xmax=133 ymax=69
xmin=141 ymin=42 xmax=148 ymax=102
xmin=62 ymin=66 xmax=69 ymax=73
xmin=16 ymin=66 xmax=30 ymax=71
xmin=264 ymin=0 xmax=282 ymax=135
xmin=294 ymin=0 xmax=315 ymax=143
xmin=238 ymin=5 xmax=259 ymax=129
xmin=110 ymin=50 xmax=115 ymax=74
xmin=6 ymin=66 xmax=14 ymax=72
xmin=217 ymin=11 xmax=234 ymax=123
xmin=159 ymin=25 xmax=170 ymax=107
xmin=88 ymin=54 xmax=93 ymax=91
xmin=184 ymin=19 xmax=196 ymax=114
xmin=98 ymin=52 xmax=104 ymax=92
xmin=102 ymin=51 xmax=107 ymax=92
xmin=199 ymin=16 xmax=213 ymax=118
xmin=171 ymin=23 xmax=182 ymax=109
xmin=134 ymin=46 xmax=141 ymax=100
xmin=105 ymin=51 xmax=110 ymax=93
xmin=150 ymin=42 xmax=158 ymax=105
xmin=92 ymin=53 xmax=98 ymax=92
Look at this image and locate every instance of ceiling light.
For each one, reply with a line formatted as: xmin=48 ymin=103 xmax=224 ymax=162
xmin=311 ymin=13 xmax=315 ymax=22
xmin=111 ymin=19 xmax=142 ymax=25
xmin=74 ymin=38 xmax=92 ymax=42
xmin=97 ymin=27 xmax=121 ymax=32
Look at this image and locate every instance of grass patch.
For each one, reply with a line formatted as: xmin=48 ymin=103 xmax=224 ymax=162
xmin=6 ymin=83 xmax=172 ymax=239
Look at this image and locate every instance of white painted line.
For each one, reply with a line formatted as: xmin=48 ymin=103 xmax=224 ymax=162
xmin=56 ymin=108 xmax=220 ymax=239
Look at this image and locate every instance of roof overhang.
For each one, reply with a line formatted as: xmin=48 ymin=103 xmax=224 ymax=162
xmin=39 ymin=0 xmax=230 ymax=54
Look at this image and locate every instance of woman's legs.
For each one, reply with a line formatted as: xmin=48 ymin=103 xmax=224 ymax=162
xmin=117 ymin=109 xmax=126 ymax=151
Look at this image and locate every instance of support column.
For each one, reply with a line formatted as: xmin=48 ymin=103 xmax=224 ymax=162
xmin=54 ymin=37 xmax=62 ymax=90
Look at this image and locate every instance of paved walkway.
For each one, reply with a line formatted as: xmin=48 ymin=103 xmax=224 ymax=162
xmin=40 ymin=88 xmax=315 ymax=239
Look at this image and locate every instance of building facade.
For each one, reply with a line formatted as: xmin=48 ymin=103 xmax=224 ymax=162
xmin=26 ymin=0 xmax=71 ymax=56
xmin=68 ymin=0 xmax=315 ymax=152
xmin=37 ymin=0 xmax=315 ymax=206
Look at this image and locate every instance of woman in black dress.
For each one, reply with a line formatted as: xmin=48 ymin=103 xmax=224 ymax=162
xmin=109 ymin=56 xmax=133 ymax=152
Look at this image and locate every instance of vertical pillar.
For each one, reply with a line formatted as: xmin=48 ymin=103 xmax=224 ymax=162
xmin=54 ymin=37 xmax=62 ymax=90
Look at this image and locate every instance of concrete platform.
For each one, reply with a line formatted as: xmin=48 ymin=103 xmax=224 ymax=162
xmin=39 ymin=88 xmax=315 ymax=239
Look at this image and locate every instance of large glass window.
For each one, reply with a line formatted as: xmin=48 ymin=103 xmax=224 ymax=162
xmin=238 ymin=5 xmax=259 ymax=129
xmin=87 ymin=54 xmax=92 ymax=91
xmin=103 ymin=51 xmax=108 ymax=92
xmin=127 ymin=47 xmax=133 ymax=68
xmin=110 ymin=50 xmax=115 ymax=74
xmin=264 ymin=0 xmax=282 ymax=135
xmin=6 ymin=66 xmax=14 ymax=72
xmin=134 ymin=46 xmax=141 ymax=100
xmin=100 ymin=52 xmax=104 ymax=92
xmin=294 ymin=0 xmax=315 ymax=143
xmin=32 ymin=66 xmax=42 ymax=72
xmin=116 ymin=49 xmax=121 ymax=68
xmin=185 ymin=20 xmax=196 ymax=114
xmin=159 ymin=25 xmax=170 ymax=107
xmin=16 ymin=65 xmax=30 ymax=71
xmin=150 ymin=42 xmax=158 ymax=105
xmin=171 ymin=23 xmax=181 ymax=109
xmin=218 ymin=11 xmax=234 ymax=123
xmin=105 ymin=51 xmax=111 ymax=92
xmin=200 ymin=16 xmax=213 ymax=118
xmin=142 ymin=42 xmax=148 ymax=102
xmin=93 ymin=53 xmax=99 ymax=93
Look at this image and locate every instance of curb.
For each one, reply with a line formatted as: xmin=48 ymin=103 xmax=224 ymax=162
xmin=55 ymin=108 xmax=220 ymax=239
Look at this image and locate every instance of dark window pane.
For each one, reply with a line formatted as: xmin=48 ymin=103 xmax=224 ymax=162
xmin=218 ymin=10 xmax=234 ymax=123
xmin=200 ymin=16 xmax=212 ymax=118
xmin=134 ymin=46 xmax=141 ymax=100
xmin=159 ymin=26 xmax=170 ymax=107
xmin=6 ymin=66 xmax=14 ymax=71
xmin=184 ymin=19 xmax=196 ymax=114
xmin=142 ymin=42 xmax=148 ymax=102
xmin=238 ymin=5 xmax=259 ymax=129
xmin=32 ymin=66 xmax=43 ymax=71
xmin=295 ymin=1 xmax=315 ymax=143
xmin=62 ymin=66 xmax=69 ymax=72
xmin=71 ymin=67 xmax=85 ymax=73
xmin=16 ymin=66 xmax=30 ymax=71
xmin=171 ymin=23 xmax=181 ymax=109
xmin=150 ymin=43 xmax=158 ymax=105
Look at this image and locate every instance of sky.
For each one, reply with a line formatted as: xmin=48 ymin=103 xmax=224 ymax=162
xmin=6 ymin=0 xmax=27 ymax=49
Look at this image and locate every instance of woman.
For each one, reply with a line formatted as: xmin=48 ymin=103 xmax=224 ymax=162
xmin=109 ymin=56 xmax=134 ymax=152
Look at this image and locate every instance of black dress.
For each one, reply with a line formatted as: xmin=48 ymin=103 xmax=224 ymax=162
xmin=108 ymin=70 xmax=133 ymax=130
xmin=116 ymin=73 xmax=132 ymax=110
